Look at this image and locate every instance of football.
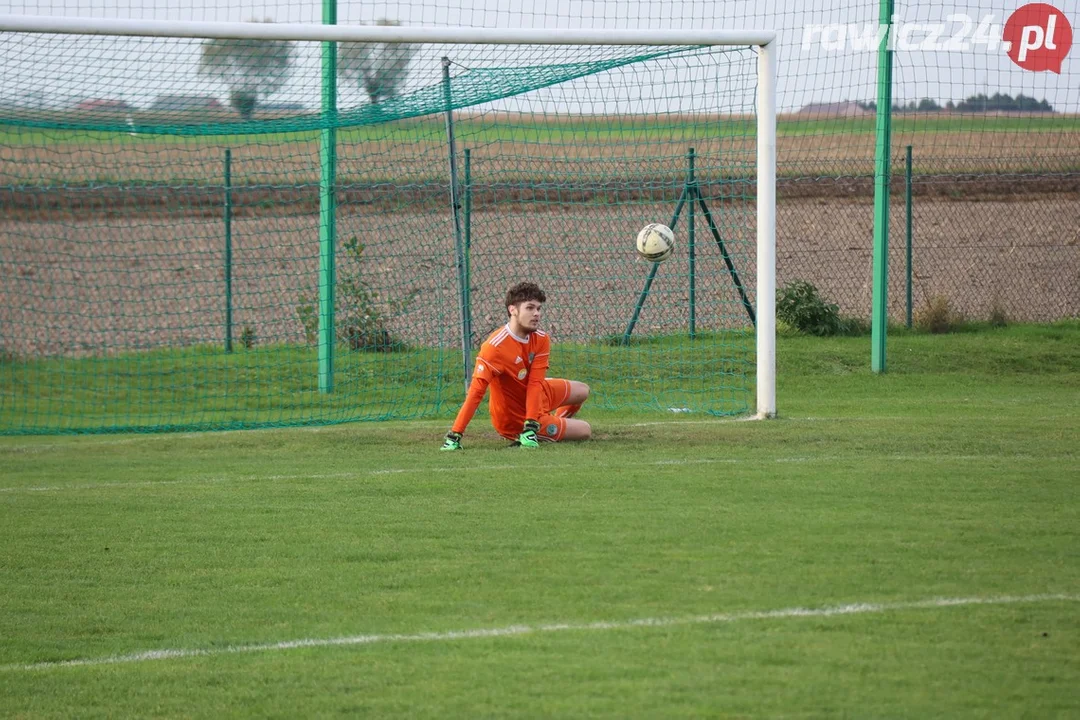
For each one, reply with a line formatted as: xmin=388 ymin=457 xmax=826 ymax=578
xmin=635 ymin=223 xmax=675 ymax=263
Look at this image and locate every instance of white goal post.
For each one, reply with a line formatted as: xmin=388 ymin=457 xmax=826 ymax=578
xmin=0 ymin=15 xmax=778 ymax=418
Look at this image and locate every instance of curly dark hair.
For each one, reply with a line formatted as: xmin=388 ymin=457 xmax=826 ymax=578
xmin=504 ymin=281 xmax=547 ymax=316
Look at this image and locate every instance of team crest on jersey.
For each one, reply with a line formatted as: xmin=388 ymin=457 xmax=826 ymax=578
xmin=545 ymin=424 xmax=558 ymax=436
xmin=476 ymin=362 xmax=485 ymax=374
xmin=517 ymin=368 xmax=527 ymax=380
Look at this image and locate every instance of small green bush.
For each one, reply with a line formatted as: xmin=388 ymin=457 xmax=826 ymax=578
xmin=776 ymin=280 xmax=843 ymax=336
xmin=296 ymin=237 xmax=413 ymax=352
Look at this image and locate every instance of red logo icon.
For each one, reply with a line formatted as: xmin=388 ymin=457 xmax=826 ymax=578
xmin=1003 ymin=3 xmax=1072 ymax=73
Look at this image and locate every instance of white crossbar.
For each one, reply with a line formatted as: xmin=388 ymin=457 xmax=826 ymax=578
xmin=0 ymin=15 xmax=776 ymax=47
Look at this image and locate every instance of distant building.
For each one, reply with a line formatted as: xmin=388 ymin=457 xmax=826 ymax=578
xmin=74 ymin=98 xmax=134 ymax=113
xmin=149 ymin=95 xmax=225 ymax=113
xmin=797 ymin=101 xmax=871 ymax=117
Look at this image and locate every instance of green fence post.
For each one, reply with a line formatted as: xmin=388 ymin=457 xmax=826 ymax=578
xmin=224 ymin=148 xmax=233 ymax=353
xmin=905 ymin=144 xmax=913 ymax=329
xmin=463 ymin=148 xmax=473 ymax=348
xmin=443 ymin=57 xmax=471 ymax=394
xmin=318 ymin=0 xmax=337 ymax=393
xmin=688 ymin=147 xmax=696 ymax=339
xmin=622 ymin=185 xmax=690 ymax=344
xmin=871 ymin=0 xmax=895 ymax=372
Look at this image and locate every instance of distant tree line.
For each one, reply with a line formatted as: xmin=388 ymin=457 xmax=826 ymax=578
xmin=198 ymin=18 xmax=417 ymax=121
xmin=856 ymin=93 xmax=1055 ymax=113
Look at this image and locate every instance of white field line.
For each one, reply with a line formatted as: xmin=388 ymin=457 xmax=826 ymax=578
xmin=3 ymin=593 xmax=1076 ymax=673
xmin=0 ymin=453 xmax=1054 ymax=494
xmin=0 ymin=421 xmax=450 ymax=454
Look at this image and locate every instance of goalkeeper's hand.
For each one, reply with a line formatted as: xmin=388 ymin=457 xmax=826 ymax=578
xmin=515 ymin=419 xmax=540 ymax=449
xmin=441 ymin=431 xmax=463 ymax=451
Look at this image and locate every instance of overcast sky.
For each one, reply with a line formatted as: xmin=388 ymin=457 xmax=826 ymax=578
xmin=0 ymin=0 xmax=1075 ymax=113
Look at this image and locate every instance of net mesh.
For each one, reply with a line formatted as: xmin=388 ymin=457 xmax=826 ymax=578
xmin=0 ymin=33 xmax=760 ymax=433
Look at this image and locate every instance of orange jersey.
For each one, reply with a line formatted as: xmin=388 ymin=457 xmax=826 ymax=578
xmin=451 ymin=324 xmax=551 ymax=439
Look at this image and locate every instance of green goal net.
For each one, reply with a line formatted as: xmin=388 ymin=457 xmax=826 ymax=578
xmin=0 ymin=23 xmax=769 ymax=434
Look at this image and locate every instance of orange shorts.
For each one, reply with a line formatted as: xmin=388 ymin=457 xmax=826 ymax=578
xmin=495 ymin=378 xmax=572 ymax=442
xmin=536 ymin=378 xmax=572 ymax=442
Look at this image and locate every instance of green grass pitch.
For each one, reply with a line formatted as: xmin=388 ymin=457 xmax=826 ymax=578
xmin=1 ymin=324 xmax=1078 ymax=717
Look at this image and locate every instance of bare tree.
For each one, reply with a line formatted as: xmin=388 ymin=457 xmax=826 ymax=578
xmin=199 ymin=21 xmax=294 ymax=121
xmin=339 ymin=19 xmax=418 ymax=104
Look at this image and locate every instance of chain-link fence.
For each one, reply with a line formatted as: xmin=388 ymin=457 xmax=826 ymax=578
xmin=775 ymin=159 xmax=1079 ymax=326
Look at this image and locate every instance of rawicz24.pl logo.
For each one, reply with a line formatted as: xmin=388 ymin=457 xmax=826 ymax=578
xmin=1003 ymin=3 xmax=1072 ymax=72
xmin=801 ymin=3 xmax=1072 ymax=73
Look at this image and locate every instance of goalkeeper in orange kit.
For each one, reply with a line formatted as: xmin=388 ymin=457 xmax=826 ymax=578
xmin=441 ymin=282 xmax=591 ymax=450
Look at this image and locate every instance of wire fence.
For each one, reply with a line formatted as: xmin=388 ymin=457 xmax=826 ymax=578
xmin=776 ymin=156 xmax=1079 ymax=326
